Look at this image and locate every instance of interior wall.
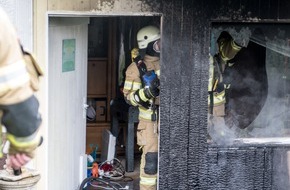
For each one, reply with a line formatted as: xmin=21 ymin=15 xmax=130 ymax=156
xmin=0 ymin=0 xmax=33 ymax=50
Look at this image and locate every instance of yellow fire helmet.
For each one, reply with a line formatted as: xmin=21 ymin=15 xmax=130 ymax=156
xmin=217 ymin=31 xmax=241 ymax=61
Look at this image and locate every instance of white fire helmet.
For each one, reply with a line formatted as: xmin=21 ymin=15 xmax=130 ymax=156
xmin=137 ymin=25 xmax=160 ymax=50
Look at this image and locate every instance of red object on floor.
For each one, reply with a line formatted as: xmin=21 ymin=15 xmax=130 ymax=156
xmin=100 ymin=163 xmax=113 ymax=172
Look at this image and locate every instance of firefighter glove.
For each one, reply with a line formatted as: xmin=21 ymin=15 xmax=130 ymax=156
xmin=144 ymin=85 xmax=159 ymax=99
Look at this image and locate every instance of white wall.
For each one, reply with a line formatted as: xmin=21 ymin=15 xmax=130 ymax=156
xmin=0 ymin=0 xmax=33 ymax=51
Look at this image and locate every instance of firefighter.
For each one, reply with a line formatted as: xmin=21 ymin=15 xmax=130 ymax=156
xmin=208 ymin=53 xmax=226 ymax=118
xmin=212 ymin=30 xmax=267 ymax=131
xmin=123 ymin=25 xmax=160 ymax=190
xmin=208 ymin=52 xmax=232 ymax=143
xmin=0 ymin=7 xmax=42 ymax=172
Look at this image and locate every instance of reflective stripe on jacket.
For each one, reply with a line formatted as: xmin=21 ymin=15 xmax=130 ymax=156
xmin=123 ymin=55 xmax=160 ymax=121
xmin=0 ymin=59 xmax=30 ymax=95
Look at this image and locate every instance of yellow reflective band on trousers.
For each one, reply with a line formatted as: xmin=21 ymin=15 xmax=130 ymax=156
xmin=140 ymin=176 xmax=156 ymax=186
xmin=124 ymin=80 xmax=141 ymax=91
xmin=0 ymin=60 xmax=29 ymax=94
xmin=139 ymin=107 xmax=154 ymax=120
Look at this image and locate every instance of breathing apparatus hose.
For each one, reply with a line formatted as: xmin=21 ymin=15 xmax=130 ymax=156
xmin=79 ymin=177 xmax=119 ymax=190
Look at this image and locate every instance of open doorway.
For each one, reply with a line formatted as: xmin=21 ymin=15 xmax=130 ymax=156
xmin=48 ymin=14 xmax=161 ymax=189
xmin=85 ymin=15 xmax=161 ymax=187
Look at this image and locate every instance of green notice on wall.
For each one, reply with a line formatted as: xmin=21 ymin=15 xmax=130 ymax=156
xmin=62 ymin=39 xmax=76 ymax=72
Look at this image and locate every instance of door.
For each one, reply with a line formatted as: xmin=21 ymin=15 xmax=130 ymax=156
xmin=48 ymin=17 xmax=88 ymax=190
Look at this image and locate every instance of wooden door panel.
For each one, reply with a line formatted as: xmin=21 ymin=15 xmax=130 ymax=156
xmin=87 ymin=59 xmax=107 ymax=96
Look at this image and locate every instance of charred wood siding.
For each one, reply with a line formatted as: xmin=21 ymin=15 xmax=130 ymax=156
xmin=207 ymin=146 xmax=273 ymax=190
xmin=159 ymin=0 xmax=208 ymax=189
xmin=158 ymin=0 xmax=290 ymax=189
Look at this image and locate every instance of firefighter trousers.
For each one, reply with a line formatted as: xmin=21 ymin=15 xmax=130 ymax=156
xmin=137 ymin=120 xmax=158 ymax=190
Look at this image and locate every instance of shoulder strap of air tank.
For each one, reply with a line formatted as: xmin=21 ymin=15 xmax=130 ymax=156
xmin=134 ymin=55 xmax=147 ymax=77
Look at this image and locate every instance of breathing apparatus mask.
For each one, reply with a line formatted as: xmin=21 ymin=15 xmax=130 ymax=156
xmin=146 ymin=39 xmax=160 ymax=57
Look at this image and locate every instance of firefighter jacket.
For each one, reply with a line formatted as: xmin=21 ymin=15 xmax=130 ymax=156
xmin=208 ymin=54 xmax=227 ymax=116
xmin=0 ymin=7 xmax=41 ymax=140
xmin=123 ymin=55 xmax=160 ymax=121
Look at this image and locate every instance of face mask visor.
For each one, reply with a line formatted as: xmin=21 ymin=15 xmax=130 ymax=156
xmin=153 ymin=39 xmax=161 ymax=53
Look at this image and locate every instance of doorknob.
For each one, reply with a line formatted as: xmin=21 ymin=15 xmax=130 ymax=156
xmin=83 ymin=97 xmax=88 ymax=119
xmin=83 ymin=103 xmax=89 ymax=109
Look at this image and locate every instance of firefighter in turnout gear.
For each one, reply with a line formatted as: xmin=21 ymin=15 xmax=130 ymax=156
xmin=208 ymin=30 xmax=267 ymax=140
xmin=0 ymin=7 xmax=42 ymax=173
xmin=208 ymin=54 xmax=227 ymax=117
xmin=207 ymin=32 xmax=239 ymax=143
xmin=123 ymin=25 xmax=160 ymax=190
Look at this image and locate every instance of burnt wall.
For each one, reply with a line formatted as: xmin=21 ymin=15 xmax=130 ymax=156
xmin=207 ymin=146 xmax=290 ymax=190
xmin=158 ymin=0 xmax=290 ymax=190
xmin=207 ymin=146 xmax=273 ymax=190
xmin=159 ymin=0 xmax=208 ymax=189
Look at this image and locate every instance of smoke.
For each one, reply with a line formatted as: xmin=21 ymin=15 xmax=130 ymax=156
xmin=207 ymin=23 xmax=290 ymax=190
xmin=249 ymin=48 xmax=290 ymax=137
xmin=208 ymin=115 xmax=236 ymax=145
xmin=209 ymin=24 xmax=290 ymax=141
